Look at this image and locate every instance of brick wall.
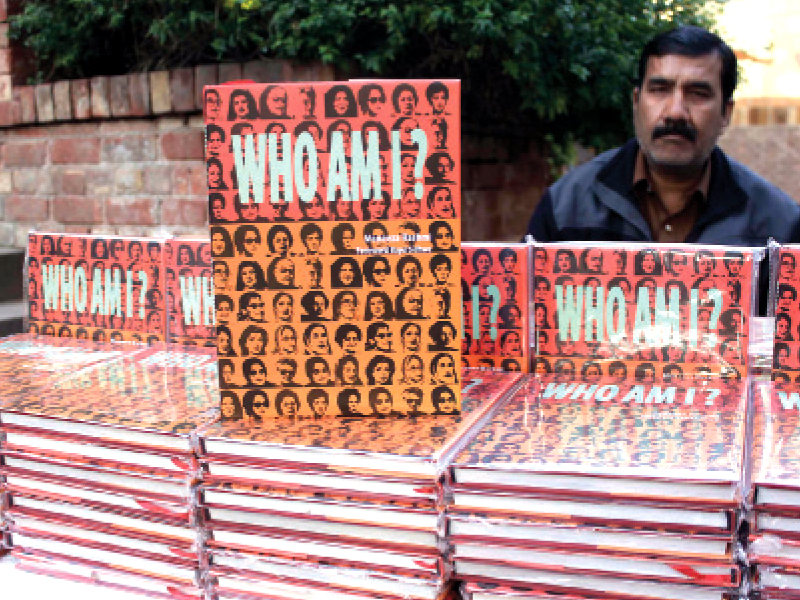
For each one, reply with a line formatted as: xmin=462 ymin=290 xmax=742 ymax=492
xmin=719 ymin=100 xmax=800 ymax=203
xmin=0 ymin=1 xmax=549 ymax=247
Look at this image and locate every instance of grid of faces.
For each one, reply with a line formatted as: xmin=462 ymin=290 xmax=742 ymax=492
xmin=206 ymin=80 xmax=462 ymax=420
xmin=773 ymin=248 xmax=800 ymax=379
xmin=461 ymin=244 xmax=530 ymax=372
xmin=165 ymin=239 xmax=216 ymax=346
xmin=532 ymin=245 xmax=754 ymax=384
xmin=27 ymin=233 xmax=166 ymax=344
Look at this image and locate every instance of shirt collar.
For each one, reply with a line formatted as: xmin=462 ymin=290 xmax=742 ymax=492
xmin=632 ymin=150 xmax=711 ymax=205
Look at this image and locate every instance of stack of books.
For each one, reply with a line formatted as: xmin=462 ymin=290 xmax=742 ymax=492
xmin=749 ymin=381 xmax=800 ymax=598
xmin=0 ymin=333 xmax=136 ymax=553
xmin=0 ymin=342 xmax=219 ymax=599
xmin=197 ymin=370 xmax=523 ymax=600
xmin=448 ymin=376 xmax=749 ymax=600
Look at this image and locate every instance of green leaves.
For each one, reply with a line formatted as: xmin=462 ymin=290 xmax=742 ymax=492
xmin=10 ymin=0 xmax=720 ymax=161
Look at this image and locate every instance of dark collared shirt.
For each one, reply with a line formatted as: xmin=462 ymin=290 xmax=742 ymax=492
xmin=632 ymin=151 xmax=711 ymax=243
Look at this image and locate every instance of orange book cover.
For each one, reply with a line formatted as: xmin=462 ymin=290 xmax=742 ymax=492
xmin=204 ymin=80 xmax=461 ymax=419
xmin=532 ymin=243 xmax=758 ymax=382
xmin=461 ymin=243 xmax=531 ymax=372
xmin=26 ymin=232 xmax=166 ymax=344
xmin=165 ymin=239 xmax=216 ymax=346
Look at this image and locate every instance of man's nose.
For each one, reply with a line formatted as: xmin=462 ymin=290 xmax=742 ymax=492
xmin=664 ymin=90 xmax=690 ymax=120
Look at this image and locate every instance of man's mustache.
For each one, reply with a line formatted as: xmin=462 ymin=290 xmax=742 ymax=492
xmin=652 ymin=121 xmax=697 ymax=143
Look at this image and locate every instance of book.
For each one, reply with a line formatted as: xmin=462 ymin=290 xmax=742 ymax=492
xmin=1 ymin=343 xmax=219 ymax=454
xmin=451 ymin=376 xmax=749 ymax=509
xmin=200 ymin=370 xmax=523 ymax=483
xmin=165 ymin=238 xmax=216 ymax=346
xmin=204 ymin=79 xmax=462 ymax=418
xmin=770 ymin=243 xmax=800 ymax=381
xmin=0 ymin=334 xmax=137 ymax=400
xmin=26 ymin=232 xmax=167 ymax=343
xmin=461 ymin=243 xmax=531 ymax=372
xmin=751 ymin=381 xmax=800 ymax=518
xmin=532 ymin=243 xmax=759 ymax=381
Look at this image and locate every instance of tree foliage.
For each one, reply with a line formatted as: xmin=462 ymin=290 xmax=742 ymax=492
xmin=10 ymin=0 xmax=721 ymax=153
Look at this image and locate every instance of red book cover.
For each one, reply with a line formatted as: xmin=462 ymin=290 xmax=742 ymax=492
xmin=164 ymin=239 xmax=216 ymax=346
xmin=453 ymin=375 xmax=748 ymax=505
xmin=204 ymin=80 xmax=461 ymax=419
xmin=532 ymin=243 xmax=758 ymax=382
xmin=27 ymin=233 xmax=166 ymax=344
xmin=752 ymin=382 xmax=800 ymax=499
xmin=461 ymin=243 xmax=531 ymax=372
xmin=772 ymin=245 xmax=800 ymax=381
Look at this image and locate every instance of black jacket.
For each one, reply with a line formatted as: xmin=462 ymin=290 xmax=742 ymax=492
xmin=527 ymin=139 xmax=800 ymax=245
xmin=526 ymin=139 xmax=800 ymax=312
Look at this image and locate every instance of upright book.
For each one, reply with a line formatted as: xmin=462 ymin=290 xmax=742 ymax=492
xmin=204 ymin=80 xmax=462 ymax=418
xmin=164 ymin=238 xmax=216 ymax=346
xmin=461 ymin=243 xmax=531 ymax=372
xmin=532 ymin=243 xmax=760 ymax=381
xmin=26 ymin=232 xmax=166 ymax=343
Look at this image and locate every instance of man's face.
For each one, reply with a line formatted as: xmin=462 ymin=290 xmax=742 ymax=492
xmin=633 ymin=53 xmax=732 ymax=175
xmin=435 ymin=357 xmax=457 ymax=383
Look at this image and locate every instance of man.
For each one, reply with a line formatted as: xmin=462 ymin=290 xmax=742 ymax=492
xmin=526 ymin=26 xmax=800 ymax=310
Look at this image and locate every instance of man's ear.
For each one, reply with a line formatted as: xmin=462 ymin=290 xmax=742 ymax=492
xmin=632 ymin=87 xmax=640 ymax=108
xmin=722 ymin=100 xmax=734 ymax=128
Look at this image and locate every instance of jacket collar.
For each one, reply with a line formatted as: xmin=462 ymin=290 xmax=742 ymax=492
xmin=594 ymin=139 xmax=748 ymax=241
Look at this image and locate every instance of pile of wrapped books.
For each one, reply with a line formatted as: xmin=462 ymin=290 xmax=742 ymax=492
xmin=0 ymin=339 xmax=218 ymax=599
xmin=448 ymin=375 xmax=748 ymax=600
xmin=196 ymin=370 xmax=523 ymax=600
xmin=749 ymin=381 xmax=800 ymax=599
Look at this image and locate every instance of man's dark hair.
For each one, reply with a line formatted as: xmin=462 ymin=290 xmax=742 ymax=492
xmin=638 ymin=26 xmax=738 ymax=107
